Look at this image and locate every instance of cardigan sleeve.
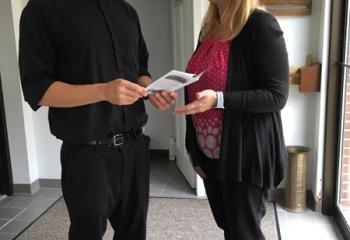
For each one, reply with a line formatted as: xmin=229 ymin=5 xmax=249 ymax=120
xmin=223 ymin=13 xmax=289 ymax=113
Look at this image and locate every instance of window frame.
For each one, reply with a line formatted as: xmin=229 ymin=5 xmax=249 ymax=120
xmin=323 ymin=0 xmax=350 ymax=238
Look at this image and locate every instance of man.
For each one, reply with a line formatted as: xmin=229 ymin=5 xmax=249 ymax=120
xmin=19 ymin=0 xmax=176 ymax=239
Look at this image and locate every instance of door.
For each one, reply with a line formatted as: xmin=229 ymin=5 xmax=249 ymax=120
xmin=336 ymin=1 xmax=350 ymax=233
xmin=0 ymin=73 xmax=13 ymax=196
xmin=171 ymin=0 xmax=208 ymax=196
xmin=171 ymin=0 xmax=196 ymax=190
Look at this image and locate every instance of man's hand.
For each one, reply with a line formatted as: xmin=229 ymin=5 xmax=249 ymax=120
xmin=104 ymin=79 xmax=147 ymax=105
xmin=149 ymin=91 xmax=177 ymax=110
xmin=137 ymin=75 xmax=177 ymax=110
xmin=174 ymin=90 xmax=217 ymax=115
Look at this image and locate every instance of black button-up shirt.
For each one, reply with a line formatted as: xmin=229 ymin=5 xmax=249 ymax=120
xmin=19 ymin=0 xmax=150 ymax=144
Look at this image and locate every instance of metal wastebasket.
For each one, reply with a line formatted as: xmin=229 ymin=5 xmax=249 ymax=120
xmin=284 ymin=146 xmax=311 ymax=212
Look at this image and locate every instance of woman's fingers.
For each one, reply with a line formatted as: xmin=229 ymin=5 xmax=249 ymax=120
xmin=173 ymin=106 xmax=189 ymax=115
xmin=174 ymin=100 xmax=203 ymax=115
xmin=174 ymin=90 xmax=217 ymax=115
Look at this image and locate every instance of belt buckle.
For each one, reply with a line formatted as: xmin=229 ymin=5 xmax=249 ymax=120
xmin=113 ymin=134 xmax=124 ymax=147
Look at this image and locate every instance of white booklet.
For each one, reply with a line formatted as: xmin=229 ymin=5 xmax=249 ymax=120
xmin=146 ymin=70 xmax=205 ymax=94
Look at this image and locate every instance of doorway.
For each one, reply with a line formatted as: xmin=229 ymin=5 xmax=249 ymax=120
xmin=126 ymin=0 xmax=200 ymax=198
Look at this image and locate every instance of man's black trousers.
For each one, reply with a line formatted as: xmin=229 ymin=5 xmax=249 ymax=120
xmin=60 ymin=133 xmax=150 ymax=240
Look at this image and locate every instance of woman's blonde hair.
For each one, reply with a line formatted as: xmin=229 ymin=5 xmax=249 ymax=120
xmin=200 ymin=0 xmax=263 ymax=42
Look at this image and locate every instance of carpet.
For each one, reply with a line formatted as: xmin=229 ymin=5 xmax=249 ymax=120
xmin=16 ymin=198 xmax=278 ymax=240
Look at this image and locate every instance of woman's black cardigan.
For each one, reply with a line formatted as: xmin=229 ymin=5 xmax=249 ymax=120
xmin=185 ymin=10 xmax=289 ymax=189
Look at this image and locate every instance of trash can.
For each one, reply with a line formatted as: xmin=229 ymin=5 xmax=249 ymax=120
xmin=284 ymin=146 xmax=311 ymax=212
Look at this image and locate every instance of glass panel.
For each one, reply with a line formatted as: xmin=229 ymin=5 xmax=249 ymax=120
xmin=338 ymin=2 xmax=350 ymax=227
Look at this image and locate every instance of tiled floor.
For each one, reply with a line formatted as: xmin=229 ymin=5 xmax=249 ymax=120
xmin=6 ymin=157 xmax=347 ymax=240
xmin=276 ymin=202 xmax=344 ymax=240
xmin=1 ymin=175 xmax=347 ymax=240
xmin=0 ymin=188 xmax=62 ymax=240
xmin=150 ymin=156 xmax=197 ymax=198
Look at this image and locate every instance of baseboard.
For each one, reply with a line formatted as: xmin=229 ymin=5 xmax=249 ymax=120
xmin=39 ymin=179 xmax=61 ymax=188
xmin=267 ymin=188 xmax=319 ymax=212
xmin=266 ymin=188 xmax=284 ymax=202
xmin=14 ymin=179 xmax=61 ymax=194
xmin=150 ymin=149 xmax=169 ymax=159
xmin=14 ymin=179 xmax=40 ymax=194
xmin=14 ymin=180 xmax=320 ymax=212
xmin=0 ymin=195 xmax=6 ymax=201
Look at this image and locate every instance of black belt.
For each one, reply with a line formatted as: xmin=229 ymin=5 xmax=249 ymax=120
xmin=87 ymin=128 xmax=143 ymax=147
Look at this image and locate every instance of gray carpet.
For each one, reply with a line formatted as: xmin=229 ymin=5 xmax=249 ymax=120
xmin=17 ymin=198 xmax=278 ymax=240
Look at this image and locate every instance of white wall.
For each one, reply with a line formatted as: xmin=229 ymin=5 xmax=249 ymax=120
xmin=32 ymin=108 xmax=62 ymax=179
xmin=127 ymin=0 xmax=175 ymax=150
xmin=278 ymin=0 xmax=331 ymax=201
xmin=278 ymin=14 xmax=318 ymax=191
xmin=0 ymin=0 xmax=36 ymax=184
xmin=11 ymin=0 xmax=41 ymax=183
xmin=2 ymin=0 xmax=62 ymax=182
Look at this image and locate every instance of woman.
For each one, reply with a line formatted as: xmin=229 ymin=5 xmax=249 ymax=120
xmin=174 ymin=0 xmax=289 ymax=239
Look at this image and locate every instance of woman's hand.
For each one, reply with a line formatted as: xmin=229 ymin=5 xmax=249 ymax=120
xmin=174 ymin=90 xmax=217 ymax=115
xmin=189 ymin=153 xmax=207 ymax=179
xmin=149 ymin=91 xmax=177 ymax=110
xmin=194 ymin=166 xmax=207 ymax=179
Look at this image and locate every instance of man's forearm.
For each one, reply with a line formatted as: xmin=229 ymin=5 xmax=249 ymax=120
xmin=39 ymin=81 xmax=106 ymax=108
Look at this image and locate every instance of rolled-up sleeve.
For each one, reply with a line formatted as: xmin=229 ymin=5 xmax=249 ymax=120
xmin=19 ymin=2 xmax=57 ymax=111
xmin=138 ymin=32 xmax=151 ymax=78
xmin=135 ymin=17 xmax=151 ymax=78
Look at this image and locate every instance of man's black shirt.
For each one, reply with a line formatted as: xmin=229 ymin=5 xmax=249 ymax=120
xmin=19 ymin=0 xmax=150 ymax=144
